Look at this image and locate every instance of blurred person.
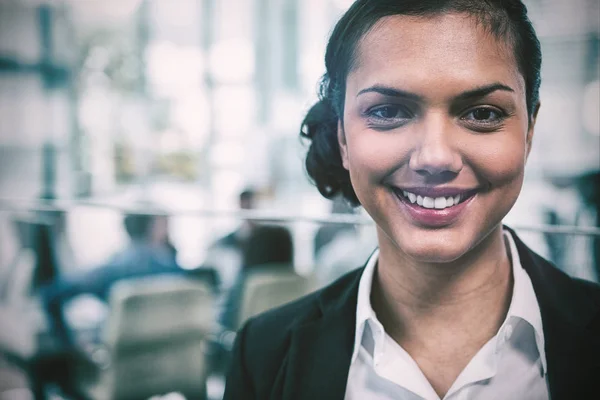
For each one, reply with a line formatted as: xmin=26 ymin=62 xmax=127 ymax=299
xmin=2 ymin=211 xmax=77 ymax=295
xmin=216 ymin=189 xmax=258 ymax=250
xmin=574 ymin=171 xmax=600 ymax=279
xmin=203 ymin=189 xmax=259 ymax=291
xmin=224 ymin=1 xmax=600 ymax=399
xmin=316 ymin=223 xmax=378 ymax=287
xmin=211 ymin=225 xmax=294 ymax=374
xmin=314 ymin=195 xmax=377 ymax=285
xmin=0 ymin=212 xmax=75 ymax=400
xmin=41 ymin=213 xmax=181 ymax=342
xmin=219 ymin=224 xmax=294 ymax=331
xmin=313 ymin=195 xmax=356 ymax=256
xmin=46 ymin=213 xmax=178 ymax=300
xmin=0 ymin=216 xmax=38 ymax=399
xmin=32 ymin=212 xmax=183 ymax=398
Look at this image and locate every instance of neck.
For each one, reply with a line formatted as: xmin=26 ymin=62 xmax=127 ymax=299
xmin=373 ymin=226 xmax=512 ymax=342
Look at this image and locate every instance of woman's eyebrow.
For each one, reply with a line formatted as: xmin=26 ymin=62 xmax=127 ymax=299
xmin=356 ymin=85 xmax=422 ymax=101
xmin=453 ymin=83 xmax=515 ymax=102
xmin=356 ymin=83 xmax=514 ymax=101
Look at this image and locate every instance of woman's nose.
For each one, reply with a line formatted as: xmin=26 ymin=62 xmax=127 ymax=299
xmin=408 ymin=117 xmax=463 ymax=176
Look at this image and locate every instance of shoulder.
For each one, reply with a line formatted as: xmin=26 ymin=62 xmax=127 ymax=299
xmin=227 ymin=292 xmax=321 ymax=398
xmin=564 ymin=274 xmax=600 ymax=331
xmin=528 ymin=243 xmax=600 ymax=300
xmin=519 ymin=236 xmax=600 ymax=331
xmin=243 ymin=266 xmax=362 ymax=336
xmin=570 ymin=275 xmax=600 ymax=298
xmin=559 ymin=268 xmax=600 ymax=325
xmin=229 ymin=268 xmax=362 ymax=394
xmin=241 ymin=290 xmax=321 ymax=365
xmin=241 ymin=269 xmax=355 ymax=355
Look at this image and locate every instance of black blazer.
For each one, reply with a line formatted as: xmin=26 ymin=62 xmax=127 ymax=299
xmin=224 ymin=229 xmax=600 ymax=399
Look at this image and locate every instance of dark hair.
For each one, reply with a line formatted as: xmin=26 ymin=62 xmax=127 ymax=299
xmin=301 ymin=0 xmax=542 ymax=206
xmin=240 ymin=189 xmax=256 ymax=202
xmin=123 ymin=214 xmax=154 ymax=240
xmin=243 ymin=225 xmax=294 ymax=268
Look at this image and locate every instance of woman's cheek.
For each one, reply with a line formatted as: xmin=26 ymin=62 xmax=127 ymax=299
xmin=466 ymin=135 xmax=527 ymax=186
xmin=347 ymin=129 xmax=411 ymax=178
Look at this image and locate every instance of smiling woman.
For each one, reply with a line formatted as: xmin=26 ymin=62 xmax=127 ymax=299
xmin=223 ymin=1 xmax=600 ymax=400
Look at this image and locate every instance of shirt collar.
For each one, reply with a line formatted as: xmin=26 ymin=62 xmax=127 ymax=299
xmin=351 ymin=247 xmax=380 ymax=363
xmin=351 ymin=229 xmax=547 ymax=372
xmin=502 ymin=229 xmax=547 ymax=372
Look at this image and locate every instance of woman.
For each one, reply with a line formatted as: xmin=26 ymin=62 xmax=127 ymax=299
xmin=224 ymin=1 xmax=600 ymax=399
xmin=220 ymin=225 xmax=295 ymax=331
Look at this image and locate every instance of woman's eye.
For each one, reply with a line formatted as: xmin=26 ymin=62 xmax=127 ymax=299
xmin=372 ymin=106 xmax=403 ymax=119
xmin=366 ymin=105 xmax=413 ymax=126
xmin=370 ymin=105 xmax=411 ymax=119
xmin=463 ymin=107 xmax=503 ymax=123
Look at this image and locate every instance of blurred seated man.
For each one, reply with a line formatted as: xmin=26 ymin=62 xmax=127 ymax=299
xmin=41 ymin=213 xmax=182 ymax=343
xmin=33 ymin=213 xmax=187 ymax=399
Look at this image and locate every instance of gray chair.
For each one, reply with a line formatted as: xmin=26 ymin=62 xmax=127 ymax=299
xmin=76 ymin=276 xmax=215 ymax=400
xmin=236 ymin=266 xmax=317 ymax=329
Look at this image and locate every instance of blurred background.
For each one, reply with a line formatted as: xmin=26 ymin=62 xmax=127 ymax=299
xmin=0 ymin=0 xmax=598 ymax=399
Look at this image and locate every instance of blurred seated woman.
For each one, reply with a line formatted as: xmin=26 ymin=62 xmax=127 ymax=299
xmin=210 ymin=225 xmax=294 ymax=374
xmin=219 ymin=224 xmax=294 ymax=331
xmin=224 ymin=1 xmax=600 ymax=399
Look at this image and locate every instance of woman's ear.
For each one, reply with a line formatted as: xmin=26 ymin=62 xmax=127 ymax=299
xmin=337 ymin=120 xmax=350 ymax=170
xmin=526 ymin=102 xmax=541 ymax=161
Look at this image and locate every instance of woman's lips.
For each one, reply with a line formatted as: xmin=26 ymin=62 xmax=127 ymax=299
xmin=396 ymin=186 xmax=480 ymax=200
xmin=392 ymin=187 xmax=477 ymax=227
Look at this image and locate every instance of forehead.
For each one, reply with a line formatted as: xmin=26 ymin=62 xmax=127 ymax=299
xmin=349 ymin=13 xmax=524 ymax=96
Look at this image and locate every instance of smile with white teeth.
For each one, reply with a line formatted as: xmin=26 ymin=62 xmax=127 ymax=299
xmin=399 ymin=190 xmax=464 ymax=210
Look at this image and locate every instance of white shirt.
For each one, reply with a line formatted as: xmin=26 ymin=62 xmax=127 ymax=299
xmin=345 ymin=230 xmax=549 ymax=400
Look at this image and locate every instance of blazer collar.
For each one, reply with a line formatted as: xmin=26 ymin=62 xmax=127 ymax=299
xmin=280 ymin=267 xmax=363 ymax=400
xmin=504 ymin=226 xmax=600 ymax=399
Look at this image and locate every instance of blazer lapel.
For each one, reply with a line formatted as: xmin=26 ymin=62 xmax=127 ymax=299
xmin=510 ymin=228 xmax=600 ymax=399
xmin=280 ymin=269 xmax=362 ymax=400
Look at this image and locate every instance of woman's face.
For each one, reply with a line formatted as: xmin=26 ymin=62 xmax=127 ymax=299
xmin=338 ymin=13 xmax=538 ymax=263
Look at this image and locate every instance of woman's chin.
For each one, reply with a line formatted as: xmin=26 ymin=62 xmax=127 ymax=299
xmin=391 ymin=227 xmax=503 ymax=266
xmin=392 ymin=234 xmax=476 ymax=265
xmin=409 ymin=250 xmax=467 ymax=265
